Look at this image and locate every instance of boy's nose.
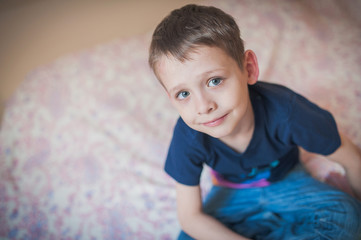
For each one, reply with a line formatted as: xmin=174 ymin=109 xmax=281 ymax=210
xmin=196 ymin=95 xmax=216 ymax=115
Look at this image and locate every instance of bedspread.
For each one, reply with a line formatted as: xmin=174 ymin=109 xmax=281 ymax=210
xmin=1 ymin=0 xmax=360 ymax=239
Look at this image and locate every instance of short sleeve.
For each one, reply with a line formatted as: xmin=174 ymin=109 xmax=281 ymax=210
xmin=164 ymin=118 xmax=205 ymax=186
xmin=286 ymin=93 xmax=341 ymax=155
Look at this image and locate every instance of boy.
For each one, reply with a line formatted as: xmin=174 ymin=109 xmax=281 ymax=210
xmin=149 ymin=4 xmax=361 ymax=240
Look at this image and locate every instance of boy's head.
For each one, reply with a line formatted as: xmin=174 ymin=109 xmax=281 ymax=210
xmin=149 ymin=4 xmax=245 ymax=79
xmin=149 ymin=4 xmax=259 ymax=140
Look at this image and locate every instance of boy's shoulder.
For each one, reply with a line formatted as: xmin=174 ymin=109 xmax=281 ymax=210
xmin=250 ymin=81 xmax=299 ymax=119
xmin=250 ymin=81 xmax=297 ymax=104
xmin=249 ymin=81 xmax=324 ymax=133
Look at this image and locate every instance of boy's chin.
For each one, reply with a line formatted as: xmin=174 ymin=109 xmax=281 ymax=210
xmin=198 ymin=127 xmax=231 ymax=139
xmin=187 ymin=121 xmax=235 ymax=139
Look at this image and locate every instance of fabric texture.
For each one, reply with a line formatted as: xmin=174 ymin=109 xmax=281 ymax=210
xmin=178 ymin=164 xmax=361 ymax=240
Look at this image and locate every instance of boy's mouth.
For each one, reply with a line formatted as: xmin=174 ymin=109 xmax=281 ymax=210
xmin=202 ymin=113 xmax=228 ymax=127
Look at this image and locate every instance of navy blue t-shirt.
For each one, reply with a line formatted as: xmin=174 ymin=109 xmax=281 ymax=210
xmin=165 ymin=81 xmax=341 ymax=186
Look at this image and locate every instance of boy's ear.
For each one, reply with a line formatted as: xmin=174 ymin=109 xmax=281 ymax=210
xmin=244 ymin=50 xmax=259 ymax=85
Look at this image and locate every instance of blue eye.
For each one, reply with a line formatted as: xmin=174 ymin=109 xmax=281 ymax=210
xmin=208 ymin=78 xmax=223 ymax=87
xmin=176 ymin=91 xmax=190 ymax=99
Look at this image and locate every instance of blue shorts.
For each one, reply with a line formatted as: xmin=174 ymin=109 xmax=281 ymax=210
xmin=179 ymin=164 xmax=361 ymax=240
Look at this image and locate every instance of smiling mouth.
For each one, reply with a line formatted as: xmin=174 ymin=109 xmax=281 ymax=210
xmin=202 ymin=114 xmax=228 ymax=127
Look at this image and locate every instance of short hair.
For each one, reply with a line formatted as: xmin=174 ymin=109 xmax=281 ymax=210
xmin=148 ymin=4 xmax=245 ymax=77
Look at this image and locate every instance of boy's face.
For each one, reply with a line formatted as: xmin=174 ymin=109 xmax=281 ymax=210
xmin=156 ymin=46 xmax=257 ymax=140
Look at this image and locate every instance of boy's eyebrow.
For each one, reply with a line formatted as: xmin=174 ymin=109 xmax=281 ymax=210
xmin=168 ymin=84 xmax=186 ymax=95
xmin=167 ymin=68 xmax=226 ymax=94
xmin=195 ymin=68 xmax=226 ymax=82
xmin=200 ymin=69 xmax=224 ymax=78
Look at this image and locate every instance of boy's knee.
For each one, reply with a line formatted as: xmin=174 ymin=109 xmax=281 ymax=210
xmin=340 ymin=197 xmax=361 ymax=236
xmin=324 ymin=195 xmax=361 ymax=239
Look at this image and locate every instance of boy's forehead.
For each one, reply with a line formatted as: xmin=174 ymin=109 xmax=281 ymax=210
xmin=156 ymin=54 xmax=179 ymax=77
xmin=152 ymin=55 xmax=173 ymax=87
xmin=155 ymin=54 xmax=184 ymax=89
xmin=156 ymin=46 xmax=233 ymax=90
xmin=156 ymin=51 xmax=195 ymax=79
xmin=156 ymin=46 xmax=230 ymax=73
xmin=158 ymin=49 xmax=197 ymax=68
xmin=156 ymin=46 xmax=211 ymax=74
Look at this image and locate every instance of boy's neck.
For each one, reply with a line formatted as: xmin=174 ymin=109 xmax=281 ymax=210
xmin=219 ymin=102 xmax=255 ymax=154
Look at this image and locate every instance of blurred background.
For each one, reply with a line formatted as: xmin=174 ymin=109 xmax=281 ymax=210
xmin=0 ymin=0 xmax=201 ymax=123
xmin=0 ymin=0 xmax=360 ymax=239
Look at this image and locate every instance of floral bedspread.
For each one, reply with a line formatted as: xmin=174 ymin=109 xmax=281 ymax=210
xmin=1 ymin=0 xmax=360 ymax=239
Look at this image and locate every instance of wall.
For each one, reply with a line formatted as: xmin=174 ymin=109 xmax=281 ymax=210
xmin=0 ymin=0 xmax=201 ymax=122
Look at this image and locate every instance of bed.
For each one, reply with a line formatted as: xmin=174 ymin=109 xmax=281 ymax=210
xmin=1 ymin=0 xmax=360 ymax=239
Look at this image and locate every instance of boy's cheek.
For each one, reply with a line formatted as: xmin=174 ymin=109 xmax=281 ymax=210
xmin=176 ymin=109 xmax=192 ymax=123
xmin=169 ymin=102 xmax=186 ymax=118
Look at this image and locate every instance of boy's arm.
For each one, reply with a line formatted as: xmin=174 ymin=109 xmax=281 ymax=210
xmin=327 ymin=133 xmax=361 ymax=200
xmin=175 ymin=183 xmax=250 ymax=240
